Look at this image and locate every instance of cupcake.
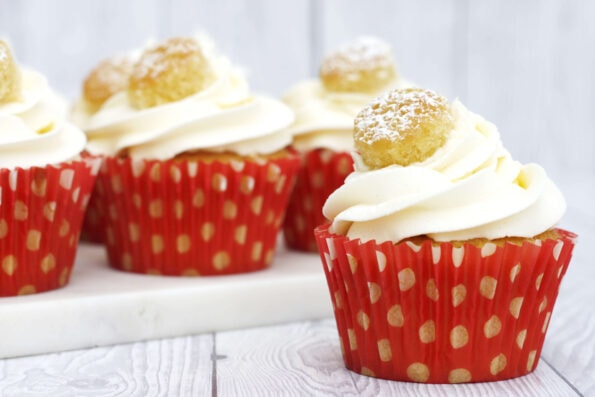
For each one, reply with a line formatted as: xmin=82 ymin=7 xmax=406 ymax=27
xmin=315 ymin=88 xmax=576 ymax=383
xmin=0 ymin=40 xmax=100 ymax=296
xmin=73 ymin=36 xmax=299 ymax=276
xmin=72 ymin=54 xmax=134 ymax=243
xmin=282 ymin=36 xmax=411 ymax=252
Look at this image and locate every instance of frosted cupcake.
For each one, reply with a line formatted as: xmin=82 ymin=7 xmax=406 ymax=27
xmin=74 ymin=36 xmax=299 ymax=276
xmin=315 ymin=88 xmax=576 ymax=383
xmin=72 ymin=53 xmax=134 ymax=242
xmin=282 ymin=36 xmax=410 ymax=252
xmin=0 ymin=40 xmax=100 ymax=296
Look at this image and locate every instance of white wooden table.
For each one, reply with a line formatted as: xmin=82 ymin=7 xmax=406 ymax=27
xmin=0 ymin=177 xmax=592 ymax=397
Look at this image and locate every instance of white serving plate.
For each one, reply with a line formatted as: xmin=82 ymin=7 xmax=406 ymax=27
xmin=0 ymin=240 xmax=333 ymax=359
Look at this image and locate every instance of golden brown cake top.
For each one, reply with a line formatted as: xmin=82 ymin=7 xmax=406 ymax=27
xmin=319 ymin=37 xmax=397 ymax=93
xmin=353 ymin=87 xmax=454 ymax=169
xmin=128 ymin=37 xmax=216 ymax=110
xmin=405 ymin=228 xmax=563 ymax=248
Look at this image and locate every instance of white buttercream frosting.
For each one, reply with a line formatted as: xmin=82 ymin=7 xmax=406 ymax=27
xmin=283 ymin=36 xmax=412 ymax=153
xmin=0 ymin=68 xmax=86 ymax=169
xmin=283 ymin=79 xmax=411 ymax=153
xmin=323 ymin=100 xmax=566 ymax=242
xmin=76 ymin=36 xmax=294 ymax=159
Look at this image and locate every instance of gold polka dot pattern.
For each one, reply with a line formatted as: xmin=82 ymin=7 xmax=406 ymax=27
xmin=347 ymin=328 xmax=357 ymax=350
xmin=450 ymin=325 xmax=469 ymax=349
xmin=0 ymin=156 xmax=101 ymax=296
xmin=419 ymin=320 xmax=436 ymax=343
xmin=387 ymin=304 xmax=404 ymax=327
xmin=398 ymin=268 xmax=416 ymax=291
xmin=407 ymin=363 xmax=430 ymax=382
xmin=314 ymin=223 xmax=577 ymax=383
xmin=151 ymin=235 xmax=164 ymax=254
xmin=91 ymin=153 xmax=300 ymax=276
xmin=368 ymin=282 xmax=381 ymax=304
xmin=283 ymin=149 xmax=353 ymax=252
xmin=377 ymin=339 xmax=392 ymax=362
xmin=451 ymin=284 xmax=467 ymax=307
xmin=490 ymin=354 xmax=507 ymax=375
xmin=425 ymin=279 xmax=439 ymax=301
xmin=448 ymin=368 xmax=472 ymax=383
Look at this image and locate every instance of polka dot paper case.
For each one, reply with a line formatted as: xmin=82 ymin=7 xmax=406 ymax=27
xmin=0 ymin=41 xmax=100 ymax=296
xmin=315 ymin=87 xmax=577 ymax=383
xmin=282 ymin=36 xmax=411 ymax=252
xmin=71 ymin=35 xmax=299 ymax=276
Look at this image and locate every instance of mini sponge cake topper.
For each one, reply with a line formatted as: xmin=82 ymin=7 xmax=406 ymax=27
xmin=0 ymin=40 xmax=21 ymax=104
xmin=83 ymin=55 xmax=133 ymax=113
xmin=354 ymin=87 xmax=454 ymax=168
xmin=320 ymin=36 xmax=397 ymax=93
xmin=128 ymin=37 xmax=216 ymax=109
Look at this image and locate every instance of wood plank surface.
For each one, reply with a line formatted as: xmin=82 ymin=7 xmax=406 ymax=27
xmin=0 ymin=335 xmax=213 ymax=396
xmin=465 ymin=0 xmax=595 ymax=179
xmin=0 ymin=0 xmax=592 ymax=178
xmin=316 ymin=0 xmax=462 ymax=98
xmin=541 ymin=198 xmax=595 ymax=396
xmin=0 ymin=0 xmax=312 ymax=98
xmin=166 ymin=0 xmax=312 ymax=96
xmin=0 ymin=318 xmax=585 ymax=397
xmin=0 ymin=0 xmax=165 ymax=99
xmin=215 ymin=319 xmax=580 ymax=397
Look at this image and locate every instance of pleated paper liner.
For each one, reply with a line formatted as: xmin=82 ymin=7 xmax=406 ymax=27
xmin=0 ymin=157 xmax=101 ymax=297
xmin=315 ymin=224 xmax=577 ymax=383
xmin=93 ymin=153 xmax=300 ymax=276
xmin=283 ymin=149 xmax=353 ymax=252
xmin=80 ymin=153 xmax=106 ymax=244
xmin=80 ymin=183 xmax=106 ymax=243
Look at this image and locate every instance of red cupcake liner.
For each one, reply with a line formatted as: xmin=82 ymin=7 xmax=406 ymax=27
xmin=315 ymin=224 xmax=577 ymax=383
xmin=283 ymin=149 xmax=353 ymax=252
xmin=93 ymin=153 xmax=300 ymax=276
xmin=0 ymin=157 xmax=101 ymax=297
xmin=80 ymin=154 xmax=106 ymax=244
xmin=80 ymin=185 xmax=106 ymax=244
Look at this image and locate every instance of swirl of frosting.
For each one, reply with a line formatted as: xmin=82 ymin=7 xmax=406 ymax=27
xmin=323 ymin=99 xmax=566 ymax=242
xmin=284 ymin=37 xmax=411 ymax=153
xmin=77 ymin=36 xmax=294 ymax=159
xmin=0 ymin=42 xmax=86 ymax=169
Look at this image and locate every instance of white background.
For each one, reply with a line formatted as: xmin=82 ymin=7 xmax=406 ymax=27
xmin=1 ymin=0 xmax=593 ymax=207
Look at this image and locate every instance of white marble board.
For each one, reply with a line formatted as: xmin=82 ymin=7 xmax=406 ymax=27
xmin=0 ymin=242 xmax=333 ymax=359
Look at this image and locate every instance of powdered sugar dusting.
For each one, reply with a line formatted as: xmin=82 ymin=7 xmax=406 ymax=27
xmin=133 ymin=37 xmax=203 ymax=81
xmin=355 ymin=88 xmax=448 ymax=143
xmin=87 ymin=55 xmax=133 ymax=94
xmin=0 ymin=40 xmax=12 ymax=65
xmin=321 ymin=36 xmax=394 ymax=75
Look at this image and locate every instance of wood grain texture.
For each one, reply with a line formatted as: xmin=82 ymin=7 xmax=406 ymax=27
xmin=348 ymin=362 xmax=579 ymax=397
xmin=0 ymin=0 xmax=311 ymax=98
xmin=0 ymin=0 xmax=593 ymax=179
xmin=215 ymin=320 xmax=354 ymax=396
xmin=165 ymin=0 xmax=312 ymax=96
xmin=317 ymin=0 xmax=462 ymax=99
xmin=0 ymin=0 xmax=165 ymax=98
xmin=215 ymin=319 xmax=578 ymax=396
xmin=465 ymin=0 xmax=595 ymax=180
xmin=0 ymin=335 xmax=213 ymax=397
xmin=0 ymin=319 xmax=583 ymax=397
xmin=541 ymin=204 xmax=595 ymax=396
